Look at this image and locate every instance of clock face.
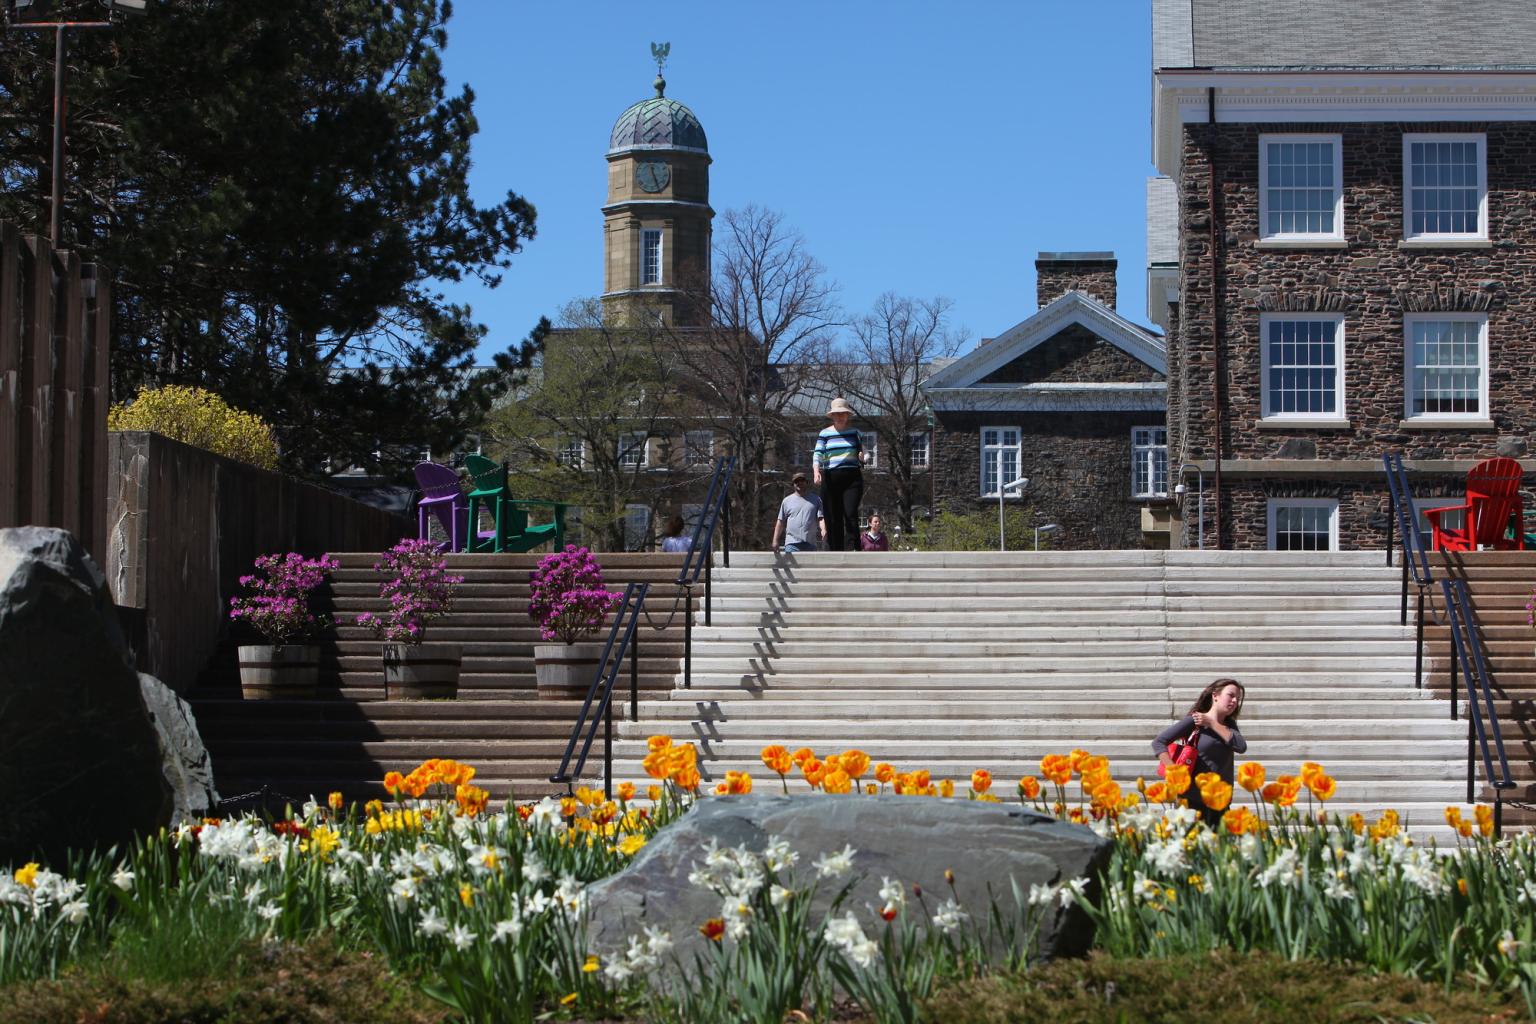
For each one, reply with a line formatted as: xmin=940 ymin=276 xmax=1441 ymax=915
xmin=636 ymin=160 xmax=670 ymax=193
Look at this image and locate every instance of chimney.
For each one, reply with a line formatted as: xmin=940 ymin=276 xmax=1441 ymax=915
xmin=1035 ymin=251 xmax=1117 ymax=309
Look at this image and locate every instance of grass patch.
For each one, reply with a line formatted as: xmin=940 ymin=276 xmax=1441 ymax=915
xmin=3 ymin=938 xmax=450 ymax=1024
xmin=922 ymin=950 xmax=1530 ymax=1024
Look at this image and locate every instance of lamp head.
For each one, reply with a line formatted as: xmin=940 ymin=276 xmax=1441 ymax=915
xmin=1002 ymin=476 xmax=1029 ymax=492
xmin=1038 ymin=523 xmax=1062 ymax=534
xmin=1173 ymin=483 xmax=1188 ymax=496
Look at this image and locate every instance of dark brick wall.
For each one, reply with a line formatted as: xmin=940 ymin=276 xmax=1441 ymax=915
xmin=1036 ymin=257 xmax=1118 ymax=309
xmin=1216 ymin=473 xmax=1473 ymax=551
xmin=932 ymin=410 xmax=1165 ymax=549
xmin=1173 ymin=121 xmax=1536 ymax=547
xmin=977 ymin=323 xmax=1165 ymax=385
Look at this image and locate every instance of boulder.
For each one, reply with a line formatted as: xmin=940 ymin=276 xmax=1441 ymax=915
xmin=138 ymin=673 xmax=220 ymax=822
xmin=583 ymin=794 xmax=1111 ymax=968
xmin=0 ymin=527 xmax=170 ymax=864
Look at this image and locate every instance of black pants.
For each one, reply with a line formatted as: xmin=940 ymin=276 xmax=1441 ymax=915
xmin=821 ymin=467 xmax=864 ymax=552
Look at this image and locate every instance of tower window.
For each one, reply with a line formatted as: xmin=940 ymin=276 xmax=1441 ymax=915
xmin=641 ymin=229 xmax=663 ymax=285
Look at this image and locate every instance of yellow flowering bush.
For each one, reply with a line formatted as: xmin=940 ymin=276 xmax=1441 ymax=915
xmin=109 ymin=384 xmax=280 ymax=470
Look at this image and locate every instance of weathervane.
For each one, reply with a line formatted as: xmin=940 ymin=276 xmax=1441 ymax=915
xmin=650 ymin=42 xmax=670 ymax=74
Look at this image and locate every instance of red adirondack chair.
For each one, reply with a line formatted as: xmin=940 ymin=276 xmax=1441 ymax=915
xmin=1423 ymin=457 xmax=1527 ymax=552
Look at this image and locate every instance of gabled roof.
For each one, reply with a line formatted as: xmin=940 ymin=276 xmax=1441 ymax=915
xmin=922 ymin=290 xmax=1165 ymax=392
xmin=1154 ymin=0 xmax=1536 ymax=72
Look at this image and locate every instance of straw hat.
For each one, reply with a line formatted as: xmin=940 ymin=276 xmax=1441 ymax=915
xmin=826 ymin=397 xmax=854 ymax=417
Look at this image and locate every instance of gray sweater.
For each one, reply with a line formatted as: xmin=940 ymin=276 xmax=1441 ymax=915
xmin=1152 ymin=715 xmax=1247 ymax=785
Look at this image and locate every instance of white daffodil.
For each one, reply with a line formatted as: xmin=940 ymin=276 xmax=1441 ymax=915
xmin=491 ymin=917 xmax=523 ymax=944
xmin=763 ymin=837 xmax=798 ymax=873
xmin=814 ymin=844 xmax=856 ymax=879
xmin=60 ymin=899 xmax=89 ymax=923
xmin=877 ymin=877 xmax=906 ymax=911
xmin=769 ymin=884 xmax=793 ymax=908
xmin=257 ymin=901 xmax=282 ymax=922
xmin=932 ymin=898 xmax=968 ymax=934
xmin=448 ymin=924 xmax=476 ymax=951
xmin=418 ymin=907 xmax=448 ymax=937
xmin=1323 ymin=871 xmax=1354 ymax=902
xmin=644 ymin=926 xmax=673 ymax=959
xmin=111 ymin=868 xmax=135 ymax=892
xmin=1058 ymin=877 xmax=1089 ymax=908
xmin=1028 ymin=882 xmax=1056 ymax=907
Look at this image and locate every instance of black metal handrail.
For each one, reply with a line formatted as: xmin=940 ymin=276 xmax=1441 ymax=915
xmin=676 ymin=455 xmax=735 ymax=689
xmin=549 ymin=581 xmax=651 ymax=799
xmin=1382 ymin=451 xmax=1436 ymax=690
xmin=1440 ymin=577 xmax=1517 ymax=836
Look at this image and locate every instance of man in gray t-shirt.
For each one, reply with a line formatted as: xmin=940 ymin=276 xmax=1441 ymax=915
xmin=771 ymin=472 xmax=827 ymax=552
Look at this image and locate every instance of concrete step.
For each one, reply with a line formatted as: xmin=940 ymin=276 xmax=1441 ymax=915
xmin=634 ymin=699 xmax=1451 ymax=721
xmin=678 ymin=672 xmax=1422 ymax=689
xmin=613 ymin=719 xmax=1462 ymax=741
xmin=721 ymin=551 xmax=1388 ymax=568
xmin=666 ymin=686 xmax=1441 ymax=702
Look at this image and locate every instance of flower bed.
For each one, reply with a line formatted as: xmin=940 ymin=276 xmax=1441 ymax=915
xmin=2 ymin=744 xmax=1532 ymax=1022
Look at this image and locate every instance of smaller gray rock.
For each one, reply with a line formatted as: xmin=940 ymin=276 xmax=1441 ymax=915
xmin=1495 ymin=435 xmax=1528 ymax=459
xmin=583 ymin=795 xmax=1110 ymax=969
xmin=138 ymin=673 xmax=220 ymax=822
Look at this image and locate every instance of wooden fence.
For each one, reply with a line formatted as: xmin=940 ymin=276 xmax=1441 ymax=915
xmin=0 ymin=222 xmax=112 ymax=561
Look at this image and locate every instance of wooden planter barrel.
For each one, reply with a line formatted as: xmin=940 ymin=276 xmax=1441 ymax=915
xmin=382 ymin=643 xmax=462 ymax=700
xmin=534 ymin=642 xmax=604 ymax=700
xmin=238 ymin=644 xmax=320 ymax=700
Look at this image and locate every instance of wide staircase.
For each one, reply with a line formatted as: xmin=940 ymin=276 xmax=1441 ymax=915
xmin=1424 ymin=551 xmax=1536 ymax=831
xmin=608 ymin=550 xmax=1477 ymax=841
xmin=191 ymin=552 xmax=691 ymax=805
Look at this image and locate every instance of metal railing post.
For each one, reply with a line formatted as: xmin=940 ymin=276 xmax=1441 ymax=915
xmin=1467 ymin=708 xmax=1475 ymax=805
xmin=1449 ymin=618 xmax=1459 ymax=720
xmin=722 ymin=496 xmax=732 ymax=568
xmin=604 ymin=698 xmax=613 ymax=801
xmin=630 ymin=611 xmax=639 ymax=722
xmin=1400 ymin=556 xmax=1410 ymax=626
xmin=1386 ymin=506 xmax=1395 ymax=567
xmin=705 ymin=555 xmax=713 ymax=627
xmin=1414 ymin=589 xmax=1425 ymax=690
xmin=684 ymin=589 xmax=693 ymax=689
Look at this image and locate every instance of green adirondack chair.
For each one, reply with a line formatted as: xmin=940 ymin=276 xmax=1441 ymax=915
xmin=463 ymin=454 xmax=567 ymax=553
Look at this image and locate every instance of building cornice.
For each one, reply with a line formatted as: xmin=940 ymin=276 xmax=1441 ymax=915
xmin=602 ymin=199 xmax=714 ymax=214
xmin=1153 ymin=72 xmax=1536 ymax=175
xmin=928 ymin=382 xmax=1168 ymax=414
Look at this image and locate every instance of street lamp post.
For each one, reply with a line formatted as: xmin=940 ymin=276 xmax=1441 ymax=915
xmin=997 ymin=476 xmax=1028 ymax=552
xmin=1034 ymin=523 xmax=1061 ymax=551
xmin=5 ymin=1 xmax=147 ymax=244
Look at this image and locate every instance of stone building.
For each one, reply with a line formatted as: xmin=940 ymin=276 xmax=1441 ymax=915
xmin=922 ymin=253 xmax=1171 ymax=549
xmin=1151 ymin=0 xmax=1536 ymax=550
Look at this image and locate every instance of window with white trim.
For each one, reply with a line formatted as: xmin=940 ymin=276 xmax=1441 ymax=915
xmin=1131 ymin=426 xmax=1169 ymax=498
xmin=640 ymin=228 xmax=663 ymax=285
xmin=1267 ymin=498 xmax=1338 ymax=551
xmin=865 ymin=432 xmax=880 ymax=472
xmin=1404 ymin=314 xmax=1488 ymax=419
xmin=556 ymin=437 xmax=585 ymax=469
xmin=623 ymin=504 xmax=652 ymax=551
xmin=618 ymin=432 xmax=648 ymax=469
xmin=1259 ymin=134 xmax=1343 ymax=240
xmin=1261 ymin=314 xmax=1345 ymax=419
xmin=909 ymin=432 xmax=930 ymax=470
xmin=683 ymin=430 xmax=714 ymax=467
xmin=1410 ymin=496 xmax=1465 ymax=549
xmin=1403 ymin=134 xmax=1486 ymax=240
xmin=979 ymin=426 xmax=1022 ymax=498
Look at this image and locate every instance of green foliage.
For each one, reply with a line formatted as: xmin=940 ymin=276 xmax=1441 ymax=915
xmin=108 ymin=385 xmax=280 ymax=470
xmin=5 ymin=939 xmax=450 ymax=1024
xmin=905 ymin=505 xmax=1047 ymax=552
xmin=922 ymin=949 xmax=1527 ymax=1024
xmin=0 ymin=1 xmax=539 ymax=476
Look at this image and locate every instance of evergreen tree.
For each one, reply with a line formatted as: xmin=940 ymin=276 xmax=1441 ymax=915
xmin=0 ymin=0 xmax=536 ymax=474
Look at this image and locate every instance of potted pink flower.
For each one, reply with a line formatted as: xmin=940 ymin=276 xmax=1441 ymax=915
xmin=529 ymin=545 xmax=622 ymax=699
xmin=229 ymin=552 xmax=339 ymax=699
xmin=357 ymin=539 xmax=464 ymax=699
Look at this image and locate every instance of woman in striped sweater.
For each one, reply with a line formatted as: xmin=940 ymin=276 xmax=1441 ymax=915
xmin=813 ymin=397 xmax=867 ymax=552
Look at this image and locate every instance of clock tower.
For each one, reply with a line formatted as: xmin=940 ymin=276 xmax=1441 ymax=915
xmin=602 ymin=60 xmax=712 ymax=327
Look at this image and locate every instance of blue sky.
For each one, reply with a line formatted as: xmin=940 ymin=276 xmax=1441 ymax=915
xmin=437 ymin=1 xmax=1156 ymax=359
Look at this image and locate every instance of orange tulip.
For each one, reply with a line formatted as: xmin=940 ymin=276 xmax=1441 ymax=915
xmin=839 ymin=750 xmax=871 ymax=778
xmin=382 ymin=771 xmax=404 ymax=796
xmin=642 ymin=750 xmax=671 ymax=780
xmin=874 ymin=762 xmax=896 ymax=785
xmin=648 ymin=735 xmax=672 ymax=753
xmin=673 ymin=765 xmax=701 ymax=792
xmin=1017 ymin=776 xmax=1041 ymax=800
xmin=760 ymin=745 xmax=790 ymax=769
xmin=1163 ymin=764 xmax=1191 ymax=797
xmin=824 ymin=769 xmax=853 ymax=794
xmin=939 ymin=779 xmax=955 ymax=798
xmin=725 ymin=770 xmax=753 ymax=795
xmin=1068 ymin=748 xmax=1092 ymax=772
xmin=1145 ymin=781 xmax=1168 ymax=803
xmin=616 ymin=782 xmax=636 ymax=802
xmin=1298 ymin=761 xmax=1324 ymax=784
xmin=1200 ymin=781 xmax=1233 ymax=812
xmin=910 ymin=769 xmax=931 ymax=791
xmin=971 ymin=770 xmax=995 ymax=795
xmin=1306 ymin=774 xmax=1336 ymax=802
xmin=792 ymin=747 xmax=816 ymax=766
xmin=1236 ymin=762 xmax=1265 ymax=793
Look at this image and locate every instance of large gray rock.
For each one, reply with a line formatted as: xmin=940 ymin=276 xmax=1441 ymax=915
xmin=584 ymin=794 xmax=1111 ymax=967
xmin=138 ymin=673 xmax=219 ymax=821
xmin=0 ymin=527 xmax=170 ymax=864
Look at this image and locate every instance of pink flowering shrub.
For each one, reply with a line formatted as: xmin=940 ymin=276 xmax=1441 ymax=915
xmin=228 ymin=552 xmax=340 ymax=645
xmin=528 ymin=545 xmax=621 ymax=645
xmin=356 ymin=539 xmax=464 ymax=646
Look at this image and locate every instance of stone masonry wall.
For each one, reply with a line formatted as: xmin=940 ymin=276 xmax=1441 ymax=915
xmin=933 ymin=410 xmax=1162 ymax=550
xmin=977 ymin=323 xmax=1165 ymax=385
xmin=1036 ymin=257 xmax=1118 ymax=309
xmin=1174 ymin=121 xmax=1536 ymax=547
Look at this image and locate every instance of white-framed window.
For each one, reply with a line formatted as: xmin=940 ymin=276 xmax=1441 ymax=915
xmin=979 ymin=426 xmax=1022 ymax=498
xmin=683 ymin=430 xmax=714 ymax=467
xmin=1260 ymin=314 xmax=1345 ymax=419
xmin=1131 ymin=426 xmax=1169 ymax=498
xmin=623 ymin=504 xmax=652 ymax=551
xmin=909 ymin=432 xmax=930 ymax=470
xmin=640 ymin=228 xmax=663 ymax=285
xmin=1410 ymin=496 xmax=1466 ymax=548
xmin=865 ymin=432 xmax=880 ymax=472
xmin=618 ymin=432 xmax=648 ymax=469
xmin=1267 ymin=498 xmax=1339 ymax=551
xmin=556 ymin=437 xmax=585 ymax=469
xmin=1403 ymin=134 xmax=1487 ymax=240
xmin=1404 ymin=313 xmax=1488 ymax=420
xmin=1259 ymin=134 xmax=1343 ymax=241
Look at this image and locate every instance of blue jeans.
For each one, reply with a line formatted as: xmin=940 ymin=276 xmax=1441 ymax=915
xmin=782 ymin=541 xmax=818 ymax=553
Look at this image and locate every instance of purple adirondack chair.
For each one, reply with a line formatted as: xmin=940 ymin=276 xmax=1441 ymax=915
xmin=413 ymin=462 xmax=469 ymax=552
